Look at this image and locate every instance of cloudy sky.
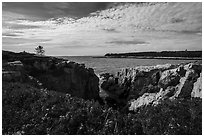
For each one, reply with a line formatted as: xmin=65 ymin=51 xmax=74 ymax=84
xmin=2 ymin=2 xmax=202 ymax=56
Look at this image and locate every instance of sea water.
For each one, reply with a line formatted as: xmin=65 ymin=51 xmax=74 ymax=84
xmin=60 ymin=56 xmax=197 ymax=75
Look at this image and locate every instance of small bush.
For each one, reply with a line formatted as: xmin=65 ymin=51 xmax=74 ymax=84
xmin=2 ymin=82 xmax=202 ymax=135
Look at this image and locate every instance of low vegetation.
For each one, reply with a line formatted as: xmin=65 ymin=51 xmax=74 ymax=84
xmin=2 ymin=81 xmax=202 ymax=135
xmin=105 ymin=51 xmax=202 ymax=58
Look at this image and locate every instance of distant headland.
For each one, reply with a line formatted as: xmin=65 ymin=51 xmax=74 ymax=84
xmin=101 ymin=51 xmax=202 ymax=60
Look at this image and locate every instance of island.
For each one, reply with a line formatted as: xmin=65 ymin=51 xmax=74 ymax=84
xmin=103 ymin=51 xmax=202 ymax=60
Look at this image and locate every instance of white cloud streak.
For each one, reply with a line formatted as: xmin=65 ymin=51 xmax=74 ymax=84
xmin=2 ymin=2 xmax=202 ymax=55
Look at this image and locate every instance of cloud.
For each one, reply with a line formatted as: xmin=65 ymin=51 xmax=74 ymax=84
xmin=107 ymin=40 xmax=148 ymax=45
xmin=2 ymin=2 xmax=111 ymax=20
xmin=7 ymin=24 xmax=42 ymax=30
xmin=2 ymin=37 xmax=48 ymax=45
xmin=2 ymin=32 xmax=22 ymax=37
xmin=2 ymin=2 xmax=202 ymax=55
xmin=102 ymin=28 xmax=119 ymax=33
xmin=59 ymin=45 xmax=87 ymax=49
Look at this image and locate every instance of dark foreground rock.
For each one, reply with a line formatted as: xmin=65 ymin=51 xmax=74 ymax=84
xmin=2 ymin=50 xmax=202 ymax=135
xmin=2 ymin=50 xmax=100 ymax=100
xmin=100 ymin=61 xmax=202 ymax=111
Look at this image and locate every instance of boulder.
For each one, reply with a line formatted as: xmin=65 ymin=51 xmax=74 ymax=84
xmin=4 ymin=60 xmax=24 ymax=71
xmin=2 ymin=71 xmax=22 ymax=82
xmin=129 ymin=86 xmax=176 ymax=111
xmin=191 ymin=73 xmax=202 ymax=98
xmin=2 ymin=61 xmax=27 ymax=82
xmin=158 ymin=68 xmax=180 ymax=89
xmin=7 ymin=61 xmax=23 ymax=68
xmin=170 ymin=69 xmax=199 ymax=99
xmin=129 ymin=92 xmax=157 ymax=111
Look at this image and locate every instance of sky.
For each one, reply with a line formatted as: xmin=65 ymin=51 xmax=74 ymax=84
xmin=2 ymin=2 xmax=202 ymax=56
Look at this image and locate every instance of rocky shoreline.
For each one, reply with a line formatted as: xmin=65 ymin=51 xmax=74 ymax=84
xmin=3 ymin=50 xmax=100 ymax=101
xmin=2 ymin=50 xmax=202 ymax=135
xmin=3 ymin=50 xmax=202 ymax=108
xmin=99 ymin=61 xmax=202 ymax=111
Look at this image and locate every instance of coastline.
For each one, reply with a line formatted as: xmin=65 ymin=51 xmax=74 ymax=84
xmin=2 ymin=50 xmax=202 ymax=135
xmin=93 ymin=56 xmax=202 ymax=60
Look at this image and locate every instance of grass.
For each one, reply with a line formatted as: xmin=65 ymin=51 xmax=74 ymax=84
xmin=2 ymin=81 xmax=202 ymax=135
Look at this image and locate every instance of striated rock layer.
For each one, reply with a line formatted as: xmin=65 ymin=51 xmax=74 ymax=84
xmin=100 ymin=61 xmax=202 ymax=111
xmin=2 ymin=51 xmax=100 ymax=100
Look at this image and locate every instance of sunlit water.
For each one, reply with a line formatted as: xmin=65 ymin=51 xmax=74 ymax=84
xmin=60 ymin=56 xmax=197 ymax=75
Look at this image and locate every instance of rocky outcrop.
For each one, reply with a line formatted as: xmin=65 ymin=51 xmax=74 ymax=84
xmin=2 ymin=61 xmax=26 ymax=82
xmin=191 ymin=73 xmax=202 ymax=98
xmin=100 ymin=61 xmax=202 ymax=110
xmin=2 ymin=51 xmax=100 ymax=100
xmin=100 ymin=64 xmax=174 ymax=102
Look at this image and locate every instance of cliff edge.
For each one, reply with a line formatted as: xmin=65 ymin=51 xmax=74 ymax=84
xmin=2 ymin=50 xmax=100 ymax=100
xmin=100 ymin=61 xmax=202 ymax=110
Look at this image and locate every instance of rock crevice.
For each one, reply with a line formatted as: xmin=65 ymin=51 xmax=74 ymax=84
xmin=100 ymin=61 xmax=202 ymax=111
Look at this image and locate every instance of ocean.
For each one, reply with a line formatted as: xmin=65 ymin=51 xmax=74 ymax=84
xmin=60 ymin=56 xmax=197 ymax=75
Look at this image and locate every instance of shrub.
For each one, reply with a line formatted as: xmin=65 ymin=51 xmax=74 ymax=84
xmin=137 ymin=98 xmax=202 ymax=135
xmin=35 ymin=45 xmax=45 ymax=56
xmin=2 ymin=82 xmax=202 ymax=135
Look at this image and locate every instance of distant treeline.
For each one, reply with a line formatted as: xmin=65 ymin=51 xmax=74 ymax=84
xmin=105 ymin=51 xmax=202 ymax=58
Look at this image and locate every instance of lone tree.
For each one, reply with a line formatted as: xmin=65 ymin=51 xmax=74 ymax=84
xmin=35 ymin=45 xmax=45 ymax=56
